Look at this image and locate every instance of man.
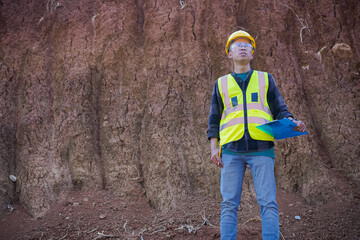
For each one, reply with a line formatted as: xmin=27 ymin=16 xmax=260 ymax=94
xmin=207 ymin=30 xmax=306 ymax=240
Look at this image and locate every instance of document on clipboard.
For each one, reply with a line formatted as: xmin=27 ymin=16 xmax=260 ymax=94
xmin=256 ymin=118 xmax=308 ymax=140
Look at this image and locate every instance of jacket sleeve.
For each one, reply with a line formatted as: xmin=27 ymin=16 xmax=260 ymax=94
xmin=207 ymin=80 xmax=224 ymax=140
xmin=267 ymin=73 xmax=294 ymax=120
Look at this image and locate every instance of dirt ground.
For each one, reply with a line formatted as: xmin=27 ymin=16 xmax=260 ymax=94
xmin=0 ymin=186 xmax=359 ymax=240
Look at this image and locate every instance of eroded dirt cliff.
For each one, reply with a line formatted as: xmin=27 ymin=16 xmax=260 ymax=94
xmin=0 ymin=0 xmax=359 ymax=221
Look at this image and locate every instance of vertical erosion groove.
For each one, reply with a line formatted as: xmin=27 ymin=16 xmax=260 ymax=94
xmin=90 ymin=67 xmax=104 ymax=189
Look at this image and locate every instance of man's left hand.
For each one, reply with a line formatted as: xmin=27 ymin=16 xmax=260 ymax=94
xmin=292 ymin=119 xmax=306 ymax=132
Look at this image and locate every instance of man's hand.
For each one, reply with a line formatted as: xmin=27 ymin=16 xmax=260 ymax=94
xmin=290 ymin=118 xmax=306 ymax=132
xmin=210 ymin=138 xmax=223 ymax=168
xmin=211 ymin=148 xmax=223 ymax=168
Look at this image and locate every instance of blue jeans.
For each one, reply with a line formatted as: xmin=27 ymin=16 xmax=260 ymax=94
xmin=220 ymin=153 xmax=279 ymax=240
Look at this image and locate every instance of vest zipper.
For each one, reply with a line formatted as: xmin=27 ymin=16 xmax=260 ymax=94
xmin=242 ymin=78 xmax=249 ymax=151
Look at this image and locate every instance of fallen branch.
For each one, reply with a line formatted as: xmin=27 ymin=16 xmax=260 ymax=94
xmin=175 ymin=211 xmax=218 ymax=234
xmin=280 ymin=230 xmax=286 ymax=240
xmin=93 ymin=231 xmax=115 ymax=240
xmin=200 ymin=210 xmax=218 ymax=228
xmin=58 ymin=233 xmax=68 ymax=240
xmin=123 ymin=220 xmax=128 ymax=232
xmin=138 ymin=226 xmax=148 ymax=240
xmin=175 ymin=224 xmax=201 ymax=233
xmin=150 ymin=226 xmax=166 ymax=235
xmin=86 ymin=227 xmax=98 ymax=233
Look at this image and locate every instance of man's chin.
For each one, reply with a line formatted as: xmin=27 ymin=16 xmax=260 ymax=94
xmin=235 ymin=59 xmax=251 ymax=64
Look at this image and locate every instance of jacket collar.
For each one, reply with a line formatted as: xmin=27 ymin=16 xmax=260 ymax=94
xmin=231 ymin=69 xmax=253 ymax=82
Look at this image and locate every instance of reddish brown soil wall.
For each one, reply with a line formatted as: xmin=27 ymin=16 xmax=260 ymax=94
xmin=0 ymin=0 xmax=359 ymax=217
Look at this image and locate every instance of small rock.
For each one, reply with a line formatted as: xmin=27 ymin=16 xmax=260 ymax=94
xmin=301 ymin=64 xmax=309 ymax=70
xmin=331 ymin=43 xmax=353 ymax=58
xmin=168 ymin=217 xmax=175 ymax=224
xmin=288 ymin=204 xmax=294 ymax=207
xmin=82 ymin=197 xmax=89 ymax=202
xmin=7 ymin=204 xmax=14 ymax=212
xmin=65 ymin=216 xmax=70 ymax=220
xmin=73 ymin=202 xmax=80 ymax=207
xmin=99 ymin=214 xmax=106 ymax=219
xmin=9 ymin=175 xmax=17 ymax=182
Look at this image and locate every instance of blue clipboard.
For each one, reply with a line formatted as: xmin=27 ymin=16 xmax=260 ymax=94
xmin=256 ymin=118 xmax=308 ymax=140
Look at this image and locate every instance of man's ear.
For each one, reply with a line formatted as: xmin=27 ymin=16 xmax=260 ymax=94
xmin=227 ymin=51 xmax=232 ymax=59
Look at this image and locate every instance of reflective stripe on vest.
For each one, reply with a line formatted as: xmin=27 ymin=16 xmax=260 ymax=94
xmin=218 ymin=71 xmax=274 ymax=149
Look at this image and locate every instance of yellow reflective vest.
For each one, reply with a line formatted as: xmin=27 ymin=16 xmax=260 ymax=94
xmin=218 ymin=71 xmax=274 ymax=151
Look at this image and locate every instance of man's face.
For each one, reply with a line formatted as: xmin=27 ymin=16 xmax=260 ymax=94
xmin=228 ymin=38 xmax=253 ymax=62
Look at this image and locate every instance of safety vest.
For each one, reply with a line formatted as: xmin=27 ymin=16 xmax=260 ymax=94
xmin=218 ymin=70 xmax=274 ymax=150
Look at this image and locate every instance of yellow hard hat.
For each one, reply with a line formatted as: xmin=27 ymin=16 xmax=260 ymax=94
xmin=225 ymin=30 xmax=256 ymax=55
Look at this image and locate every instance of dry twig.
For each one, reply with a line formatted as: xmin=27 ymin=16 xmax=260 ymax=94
xmin=130 ymin=165 xmax=141 ymax=180
xmin=175 ymin=224 xmax=201 ymax=233
xmin=242 ymin=217 xmax=262 ymax=225
xmin=179 ymin=0 xmax=186 ymax=9
xmin=38 ymin=232 xmax=44 ymax=240
xmin=93 ymin=231 xmax=115 ymax=240
xmin=150 ymin=226 xmax=166 ymax=235
xmin=123 ymin=220 xmax=128 ymax=232
xmin=138 ymin=226 xmax=148 ymax=240
xmin=280 ymin=3 xmax=310 ymax=44
xmin=86 ymin=227 xmax=98 ymax=233
xmin=200 ymin=210 xmax=218 ymax=228
xmin=280 ymin=230 xmax=286 ymax=240
xmin=59 ymin=233 xmax=68 ymax=240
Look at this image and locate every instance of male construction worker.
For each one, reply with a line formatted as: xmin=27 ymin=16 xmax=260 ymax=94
xmin=207 ymin=30 xmax=306 ymax=240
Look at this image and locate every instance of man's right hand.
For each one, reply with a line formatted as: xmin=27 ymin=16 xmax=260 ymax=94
xmin=211 ymin=148 xmax=223 ymax=168
xmin=210 ymin=138 xmax=223 ymax=168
